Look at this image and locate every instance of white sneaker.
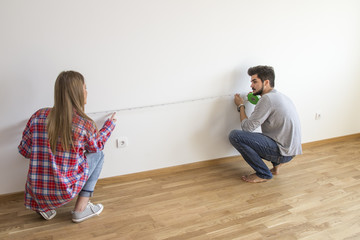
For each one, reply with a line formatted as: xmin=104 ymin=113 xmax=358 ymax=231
xmin=39 ymin=209 xmax=57 ymax=220
xmin=71 ymin=201 xmax=104 ymax=223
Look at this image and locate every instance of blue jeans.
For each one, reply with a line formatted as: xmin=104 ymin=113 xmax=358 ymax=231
xmin=79 ymin=151 xmax=104 ymax=197
xmin=229 ymin=130 xmax=293 ymax=179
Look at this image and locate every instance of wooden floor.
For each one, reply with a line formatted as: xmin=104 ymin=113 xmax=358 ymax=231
xmin=1 ymin=134 xmax=360 ymax=240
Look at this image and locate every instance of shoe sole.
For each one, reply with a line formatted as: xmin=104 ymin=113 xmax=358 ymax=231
xmin=39 ymin=211 xmax=56 ymax=220
xmin=72 ymin=205 xmax=104 ymax=223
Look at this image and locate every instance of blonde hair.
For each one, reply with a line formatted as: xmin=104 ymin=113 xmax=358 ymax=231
xmin=47 ymin=71 xmax=94 ymax=153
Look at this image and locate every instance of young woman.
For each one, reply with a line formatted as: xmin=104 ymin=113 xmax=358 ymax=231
xmin=18 ymin=71 xmax=116 ymax=223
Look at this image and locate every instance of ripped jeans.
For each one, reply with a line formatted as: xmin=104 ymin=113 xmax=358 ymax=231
xmin=229 ymin=130 xmax=293 ymax=179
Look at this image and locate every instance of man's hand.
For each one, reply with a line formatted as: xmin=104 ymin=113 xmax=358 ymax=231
xmin=234 ymin=94 xmax=244 ymax=106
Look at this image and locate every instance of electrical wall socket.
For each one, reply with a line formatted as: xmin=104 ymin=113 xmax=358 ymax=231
xmin=116 ymin=137 xmax=128 ymax=148
xmin=315 ymin=113 xmax=321 ymax=120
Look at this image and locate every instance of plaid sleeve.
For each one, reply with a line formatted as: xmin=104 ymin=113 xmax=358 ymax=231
xmin=18 ymin=114 xmax=34 ymax=159
xmin=85 ymin=119 xmax=116 ymax=153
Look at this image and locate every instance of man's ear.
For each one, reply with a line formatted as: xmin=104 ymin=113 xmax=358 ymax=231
xmin=264 ymin=79 xmax=270 ymax=86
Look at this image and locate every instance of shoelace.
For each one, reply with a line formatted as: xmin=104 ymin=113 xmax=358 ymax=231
xmin=71 ymin=201 xmax=95 ymax=214
xmin=87 ymin=201 xmax=97 ymax=213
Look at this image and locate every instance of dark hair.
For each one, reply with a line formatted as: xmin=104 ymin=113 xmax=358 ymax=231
xmin=248 ymin=65 xmax=275 ymax=87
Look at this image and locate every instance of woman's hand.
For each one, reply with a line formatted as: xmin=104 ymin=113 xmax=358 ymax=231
xmin=109 ymin=112 xmax=117 ymax=123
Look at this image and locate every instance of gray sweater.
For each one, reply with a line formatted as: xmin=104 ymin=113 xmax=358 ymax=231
xmin=241 ymin=89 xmax=302 ymax=156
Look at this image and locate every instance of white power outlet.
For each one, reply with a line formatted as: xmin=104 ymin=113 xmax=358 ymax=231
xmin=315 ymin=113 xmax=321 ymax=120
xmin=116 ymin=137 xmax=128 ymax=148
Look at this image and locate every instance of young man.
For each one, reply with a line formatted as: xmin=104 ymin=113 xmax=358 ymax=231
xmin=229 ymin=65 xmax=302 ymax=183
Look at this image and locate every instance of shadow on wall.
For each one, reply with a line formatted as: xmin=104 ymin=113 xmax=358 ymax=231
xmin=191 ymin=97 xmax=238 ymax=158
xmin=0 ymin=120 xmax=28 ymax=147
xmin=0 ymin=119 xmax=30 ymax=194
xmin=189 ymin=67 xmax=256 ymax=160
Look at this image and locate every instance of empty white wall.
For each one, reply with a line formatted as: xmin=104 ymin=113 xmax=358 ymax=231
xmin=1 ymin=0 xmax=359 ymax=195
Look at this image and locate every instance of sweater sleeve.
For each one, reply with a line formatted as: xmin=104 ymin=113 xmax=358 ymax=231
xmin=240 ymin=96 xmax=272 ymax=132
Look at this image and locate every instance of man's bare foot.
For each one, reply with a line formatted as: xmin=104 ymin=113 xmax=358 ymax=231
xmin=241 ymin=173 xmax=268 ymax=183
xmin=270 ymin=163 xmax=283 ymax=175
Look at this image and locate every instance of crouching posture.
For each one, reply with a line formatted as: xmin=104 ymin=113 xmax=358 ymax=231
xmin=229 ymin=65 xmax=302 ymax=183
xmin=18 ymin=71 xmax=116 ymax=222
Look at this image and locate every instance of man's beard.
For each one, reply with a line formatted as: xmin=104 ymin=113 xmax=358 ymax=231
xmin=253 ymin=84 xmax=264 ymax=96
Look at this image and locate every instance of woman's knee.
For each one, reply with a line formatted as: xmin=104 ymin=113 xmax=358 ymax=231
xmin=96 ymin=151 xmax=105 ymax=165
xmin=86 ymin=151 xmax=104 ymax=165
xmin=88 ymin=151 xmax=104 ymax=158
xmin=98 ymin=151 xmax=104 ymax=160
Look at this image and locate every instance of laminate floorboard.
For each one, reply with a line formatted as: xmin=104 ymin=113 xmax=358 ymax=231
xmin=1 ymin=135 xmax=359 ymax=239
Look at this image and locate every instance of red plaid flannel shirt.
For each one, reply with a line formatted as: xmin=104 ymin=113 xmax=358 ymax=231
xmin=18 ymin=108 xmax=115 ymax=212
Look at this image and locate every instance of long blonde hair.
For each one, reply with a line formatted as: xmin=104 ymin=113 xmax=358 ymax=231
xmin=47 ymin=71 xmax=94 ymax=153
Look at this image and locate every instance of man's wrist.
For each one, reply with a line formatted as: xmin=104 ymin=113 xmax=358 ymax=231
xmin=237 ymin=104 xmax=245 ymax=112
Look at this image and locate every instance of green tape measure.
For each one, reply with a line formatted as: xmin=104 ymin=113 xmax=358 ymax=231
xmin=247 ymin=92 xmax=259 ymax=105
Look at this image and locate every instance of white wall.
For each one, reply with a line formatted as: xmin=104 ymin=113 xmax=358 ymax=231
xmin=1 ymin=0 xmax=359 ymax=195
